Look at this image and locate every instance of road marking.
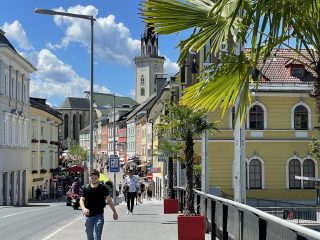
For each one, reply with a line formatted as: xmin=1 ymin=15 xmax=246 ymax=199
xmin=0 ymin=206 xmax=59 ymax=219
xmin=41 ymin=216 xmax=82 ymax=240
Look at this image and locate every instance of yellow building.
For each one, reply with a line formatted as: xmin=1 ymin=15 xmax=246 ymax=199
xmin=190 ymin=49 xmax=319 ymax=203
xmin=29 ymin=98 xmax=62 ymax=200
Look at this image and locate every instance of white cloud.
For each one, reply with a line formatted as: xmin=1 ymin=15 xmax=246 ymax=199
xmin=163 ymin=57 xmax=179 ymax=77
xmin=48 ymin=5 xmax=140 ymax=66
xmin=129 ymin=89 xmax=135 ymax=99
xmin=30 ymin=49 xmax=111 ymax=100
xmin=2 ymin=20 xmax=33 ymax=50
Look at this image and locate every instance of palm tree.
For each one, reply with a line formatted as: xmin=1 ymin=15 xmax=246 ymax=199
xmin=156 ymin=141 xmax=184 ymax=199
xmin=141 ymin=0 xmax=320 ymax=121
xmin=156 ymin=103 xmax=217 ymax=215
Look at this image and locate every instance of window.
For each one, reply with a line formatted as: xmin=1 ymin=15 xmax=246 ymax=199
xmin=140 ymin=87 xmax=145 ymax=96
xmin=73 ymin=114 xmax=77 ymax=140
xmin=289 ymin=159 xmax=301 ymax=189
xmin=79 ymin=115 xmax=83 ymax=131
xmin=249 ymin=159 xmax=262 ymax=189
xmin=249 ymin=105 xmax=264 ymax=130
xmin=141 ymin=75 xmax=145 ymax=86
xmin=303 ymin=159 xmax=315 ymax=189
xmin=64 ymin=114 xmax=69 ymax=139
xmin=294 ymin=105 xmax=308 ymax=130
xmin=292 ymin=68 xmax=304 ymax=77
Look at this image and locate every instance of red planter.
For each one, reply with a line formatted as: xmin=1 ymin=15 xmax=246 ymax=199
xmin=177 ymin=215 xmax=205 ymax=240
xmin=164 ymin=198 xmax=179 ymax=214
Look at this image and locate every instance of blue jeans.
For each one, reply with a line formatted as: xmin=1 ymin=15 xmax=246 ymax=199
xmin=85 ymin=214 xmax=104 ymax=240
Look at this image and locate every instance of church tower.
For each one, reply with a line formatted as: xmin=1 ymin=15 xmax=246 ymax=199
xmin=134 ymin=23 xmax=165 ymax=104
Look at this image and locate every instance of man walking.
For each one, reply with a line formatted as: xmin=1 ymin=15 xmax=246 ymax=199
xmin=80 ymin=169 xmax=118 ymax=240
xmin=123 ymin=169 xmax=138 ymax=214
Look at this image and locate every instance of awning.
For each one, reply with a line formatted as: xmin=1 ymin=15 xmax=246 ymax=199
xmin=68 ymin=165 xmax=84 ymax=173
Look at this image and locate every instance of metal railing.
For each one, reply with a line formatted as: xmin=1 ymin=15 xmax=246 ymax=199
xmin=175 ymin=187 xmax=320 ymax=240
xmin=258 ymin=207 xmax=320 ymax=225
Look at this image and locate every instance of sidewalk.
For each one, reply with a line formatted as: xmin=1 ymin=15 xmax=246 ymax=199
xmin=42 ymin=199 xmax=177 ymax=240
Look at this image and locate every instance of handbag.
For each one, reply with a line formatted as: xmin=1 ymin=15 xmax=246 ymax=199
xmin=122 ymin=184 xmax=129 ymax=194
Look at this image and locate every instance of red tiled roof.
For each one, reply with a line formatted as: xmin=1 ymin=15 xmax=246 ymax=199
xmin=253 ymin=49 xmax=318 ymax=84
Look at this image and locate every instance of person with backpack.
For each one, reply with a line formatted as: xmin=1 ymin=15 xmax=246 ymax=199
xmin=80 ymin=169 xmax=118 ymax=240
xmin=123 ymin=169 xmax=138 ymax=214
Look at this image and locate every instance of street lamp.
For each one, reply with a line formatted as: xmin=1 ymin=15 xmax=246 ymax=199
xmin=35 ymin=8 xmax=96 ymax=185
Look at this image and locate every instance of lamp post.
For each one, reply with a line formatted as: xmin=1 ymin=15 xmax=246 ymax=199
xmin=96 ymin=94 xmax=118 ymax=204
xmin=35 ymin=8 xmax=96 ymax=185
xmin=112 ymin=94 xmax=117 ymax=205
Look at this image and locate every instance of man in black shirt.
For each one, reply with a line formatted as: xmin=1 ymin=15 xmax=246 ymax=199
xmin=80 ymin=169 xmax=118 ymax=240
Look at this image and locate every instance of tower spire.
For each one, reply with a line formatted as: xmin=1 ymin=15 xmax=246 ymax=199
xmin=141 ymin=22 xmax=158 ymax=57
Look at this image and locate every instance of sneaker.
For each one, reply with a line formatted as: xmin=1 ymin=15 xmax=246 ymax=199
xmin=126 ymin=210 xmax=130 ymax=215
xmin=130 ymin=211 xmax=133 ymax=215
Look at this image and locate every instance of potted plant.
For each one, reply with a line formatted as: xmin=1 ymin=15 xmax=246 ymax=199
xmin=156 ymin=103 xmax=217 ymax=239
xmin=31 ymin=139 xmax=39 ymax=143
xmin=156 ymin=140 xmax=184 ymax=213
xmin=40 ymin=169 xmax=47 ymax=174
xmin=31 ymin=170 xmax=38 ymax=174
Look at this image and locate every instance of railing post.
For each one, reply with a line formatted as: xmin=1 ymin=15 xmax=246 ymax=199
xmin=211 ymin=200 xmax=216 ymax=240
xmin=223 ymin=204 xmax=228 ymax=240
xmin=258 ymin=218 xmax=266 ymax=240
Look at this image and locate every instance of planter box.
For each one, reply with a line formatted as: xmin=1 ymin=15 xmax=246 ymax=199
xmin=177 ymin=215 xmax=205 ymax=240
xmin=164 ymin=198 xmax=179 ymax=214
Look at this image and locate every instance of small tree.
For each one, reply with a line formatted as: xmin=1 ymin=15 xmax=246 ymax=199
xmin=193 ymin=164 xmax=202 ymax=189
xmin=156 ymin=140 xmax=184 ymax=199
xmin=68 ymin=145 xmax=88 ymax=164
xmin=309 ymin=136 xmax=320 ymax=161
xmin=156 ymin=103 xmax=217 ymax=215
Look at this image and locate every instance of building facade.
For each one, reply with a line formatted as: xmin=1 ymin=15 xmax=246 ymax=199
xmin=0 ymin=29 xmax=36 ymax=205
xmin=195 ymin=49 xmax=320 ymax=203
xmin=29 ymin=98 xmax=62 ymax=200
xmin=59 ymin=97 xmax=90 ymax=150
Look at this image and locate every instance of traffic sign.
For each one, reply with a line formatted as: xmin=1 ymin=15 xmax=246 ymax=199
xmin=147 ymin=173 xmax=153 ymax=180
xmin=109 ymin=156 xmax=120 ymax=172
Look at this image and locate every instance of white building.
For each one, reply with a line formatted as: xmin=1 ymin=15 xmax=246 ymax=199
xmin=0 ymin=29 xmax=36 ymax=205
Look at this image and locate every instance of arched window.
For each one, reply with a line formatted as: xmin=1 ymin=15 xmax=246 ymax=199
xmin=249 ymin=105 xmax=264 ymax=130
xmin=294 ymin=105 xmax=308 ymax=130
xmin=73 ymin=114 xmax=78 ymax=140
xmin=249 ymin=159 xmax=262 ymax=189
xmin=79 ymin=114 xmax=83 ymax=131
xmin=140 ymin=87 xmax=145 ymax=96
xmin=141 ymin=75 xmax=145 ymax=86
xmin=303 ymin=159 xmax=315 ymax=189
xmin=64 ymin=114 xmax=69 ymax=139
xmin=289 ymin=159 xmax=301 ymax=189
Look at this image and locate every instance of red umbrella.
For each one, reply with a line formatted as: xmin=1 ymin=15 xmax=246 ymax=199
xmin=68 ymin=165 xmax=84 ymax=173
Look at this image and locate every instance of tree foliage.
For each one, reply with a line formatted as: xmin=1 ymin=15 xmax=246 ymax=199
xmin=68 ymin=145 xmax=88 ymax=163
xmin=155 ymin=103 xmax=217 ymax=214
xmin=142 ymin=0 xmax=320 ymax=122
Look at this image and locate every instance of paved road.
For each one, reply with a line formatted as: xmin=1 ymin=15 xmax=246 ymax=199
xmin=0 ymin=198 xmax=212 ymax=240
xmin=0 ymin=201 xmax=80 ymax=240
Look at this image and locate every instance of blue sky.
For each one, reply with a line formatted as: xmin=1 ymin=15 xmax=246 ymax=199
xmin=0 ymin=0 xmax=183 ymax=106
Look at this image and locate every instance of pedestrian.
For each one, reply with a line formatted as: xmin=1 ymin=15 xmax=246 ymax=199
xmin=123 ymin=169 xmax=138 ymax=214
xmin=80 ymin=169 xmax=118 ymax=240
xmin=35 ymin=187 xmax=41 ymax=200
xmin=147 ymin=183 xmax=152 ymax=201
xmin=140 ymin=181 xmax=145 ymax=203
